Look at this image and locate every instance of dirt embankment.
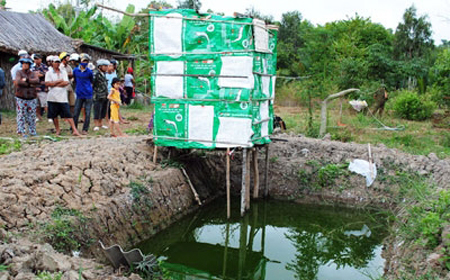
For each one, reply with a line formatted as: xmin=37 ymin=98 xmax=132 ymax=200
xmin=0 ymin=136 xmax=213 ymax=280
xmin=267 ymin=134 xmax=449 ymax=203
xmin=0 ymin=134 xmax=449 ymax=279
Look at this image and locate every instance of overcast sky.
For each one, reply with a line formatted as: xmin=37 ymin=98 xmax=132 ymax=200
xmin=6 ymin=0 xmax=450 ymax=44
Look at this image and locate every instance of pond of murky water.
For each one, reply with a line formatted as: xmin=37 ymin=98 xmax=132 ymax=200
xmin=137 ymin=199 xmax=388 ymax=280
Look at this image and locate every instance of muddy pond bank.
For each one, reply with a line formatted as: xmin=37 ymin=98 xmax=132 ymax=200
xmin=0 ymin=135 xmax=449 ymax=279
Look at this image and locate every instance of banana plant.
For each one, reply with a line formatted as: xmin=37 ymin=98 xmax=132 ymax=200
xmin=42 ymin=3 xmax=98 ymax=40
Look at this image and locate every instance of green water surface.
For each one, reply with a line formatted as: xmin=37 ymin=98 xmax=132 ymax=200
xmin=137 ymin=199 xmax=388 ymax=280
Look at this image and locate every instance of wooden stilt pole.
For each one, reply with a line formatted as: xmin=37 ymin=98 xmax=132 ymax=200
xmin=241 ymin=148 xmax=247 ymax=216
xmin=264 ymin=144 xmax=270 ymax=197
xmin=245 ymin=148 xmax=251 ymax=210
xmin=153 ymin=146 xmax=158 ymax=164
xmin=252 ymin=148 xmax=260 ymax=199
xmin=226 ymin=148 xmax=231 ymax=219
xmin=222 ymin=222 xmax=230 ymax=278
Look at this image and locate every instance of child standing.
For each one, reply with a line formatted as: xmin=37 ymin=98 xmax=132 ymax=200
xmin=108 ymin=78 xmax=127 ymax=137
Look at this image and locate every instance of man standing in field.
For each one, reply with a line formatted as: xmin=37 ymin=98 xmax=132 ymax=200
xmin=32 ymin=54 xmax=48 ymax=121
xmin=372 ymin=84 xmax=388 ymax=116
xmin=60 ymin=52 xmax=75 ymax=114
xmin=73 ymin=53 xmax=94 ymax=135
xmin=45 ymin=57 xmax=80 ymax=136
xmin=92 ymin=59 xmax=110 ymax=131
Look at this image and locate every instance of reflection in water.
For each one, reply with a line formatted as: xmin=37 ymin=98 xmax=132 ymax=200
xmin=137 ymin=199 xmax=388 ymax=280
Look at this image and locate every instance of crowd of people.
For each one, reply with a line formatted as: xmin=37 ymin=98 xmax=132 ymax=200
xmin=7 ymin=50 xmax=135 ymax=138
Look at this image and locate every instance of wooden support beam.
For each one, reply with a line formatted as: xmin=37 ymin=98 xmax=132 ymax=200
xmin=241 ymin=148 xmax=247 ymax=216
xmin=226 ymin=148 xmax=231 ymax=219
xmin=252 ymin=148 xmax=260 ymax=199
xmin=264 ymin=144 xmax=270 ymax=197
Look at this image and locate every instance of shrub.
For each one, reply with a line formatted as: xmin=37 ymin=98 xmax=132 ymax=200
xmin=392 ymin=91 xmax=436 ymax=121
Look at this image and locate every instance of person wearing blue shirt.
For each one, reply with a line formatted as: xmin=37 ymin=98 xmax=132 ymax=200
xmin=0 ymin=66 xmax=5 ymax=97
xmin=73 ymin=53 xmax=94 ymax=135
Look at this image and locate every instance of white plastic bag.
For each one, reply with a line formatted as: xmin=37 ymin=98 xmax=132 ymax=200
xmin=348 ymin=159 xmax=377 ymax=187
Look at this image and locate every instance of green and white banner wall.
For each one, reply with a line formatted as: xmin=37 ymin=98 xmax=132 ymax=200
xmin=149 ymin=9 xmax=278 ymax=149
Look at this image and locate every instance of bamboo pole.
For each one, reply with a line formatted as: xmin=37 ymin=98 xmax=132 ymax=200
xmin=238 ymin=215 xmax=248 ymax=279
xmin=368 ymin=143 xmax=374 ymax=181
xmin=226 ymin=148 xmax=231 ymax=219
xmin=264 ymin=144 xmax=270 ymax=197
xmin=181 ymin=167 xmax=202 ymax=205
xmin=152 ymin=146 xmax=158 ymax=163
xmin=245 ymin=148 xmax=251 ymax=210
xmin=96 ymin=3 xmax=274 ymax=32
xmin=222 ymin=222 xmax=230 ymax=278
xmin=252 ymin=148 xmax=260 ymax=199
xmin=241 ymin=148 xmax=247 ymax=216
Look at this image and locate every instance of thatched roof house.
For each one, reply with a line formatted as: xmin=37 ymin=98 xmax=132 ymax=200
xmin=0 ymin=11 xmax=77 ymax=55
xmin=0 ymin=10 xmax=134 ymax=110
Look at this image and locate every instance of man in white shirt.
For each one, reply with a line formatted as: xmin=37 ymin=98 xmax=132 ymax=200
xmin=45 ymin=57 xmax=80 ymax=136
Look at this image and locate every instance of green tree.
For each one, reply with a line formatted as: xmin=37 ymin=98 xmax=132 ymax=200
xmin=366 ymin=43 xmax=395 ymax=85
xmin=276 ymin=11 xmax=313 ymax=75
xmin=177 ymin=0 xmax=201 ymax=10
xmin=244 ymin=6 xmax=274 ymax=22
xmin=147 ymin=0 xmax=173 ymax=10
xmin=394 ymin=5 xmax=434 ymax=60
xmin=324 ymin=15 xmax=394 ymax=89
xmin=430 ymin=47 xmax=450 ymax=108
xmin=278 ymin=11 xmax=309 ymax=50
xmin=393 ymin=5 xmax=434 ymax=91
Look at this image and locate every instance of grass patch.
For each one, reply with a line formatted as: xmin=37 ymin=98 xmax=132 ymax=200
xmin=387 ymin=172 xmax=450 ymax=277
xmin=276 ymin=103 xmax=450 ymax=158
xmin=126 ymin=102 xmax=145 ymax=110
xmin=441 ymin=132 xmax=450 ymax=148
xmin=127 ymin=116 xmax=139 ymax=121
xmin=160 ymin=158 xmax=184 ymax=169
xmin=316 ymin=163 xmax=349 ymax=188
xmin=0 ymin=139 xmax=21 ymax=155
xmin=0 ymin=264 xmax=8 ymax=271
xmin=128 ymin=181 xmax=153 ymax=210
xmin=269 ymin=156 xmax=278 ymax=163
xmin=36 ymin=271 xmax=63 ymax=280
xmin=297 ymin=161 xmax=351 ymax=191
xmin=125 ymin=126 xmax=148 ymax=135
xmin=41 ymin=205 xmax=93 ymax=253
